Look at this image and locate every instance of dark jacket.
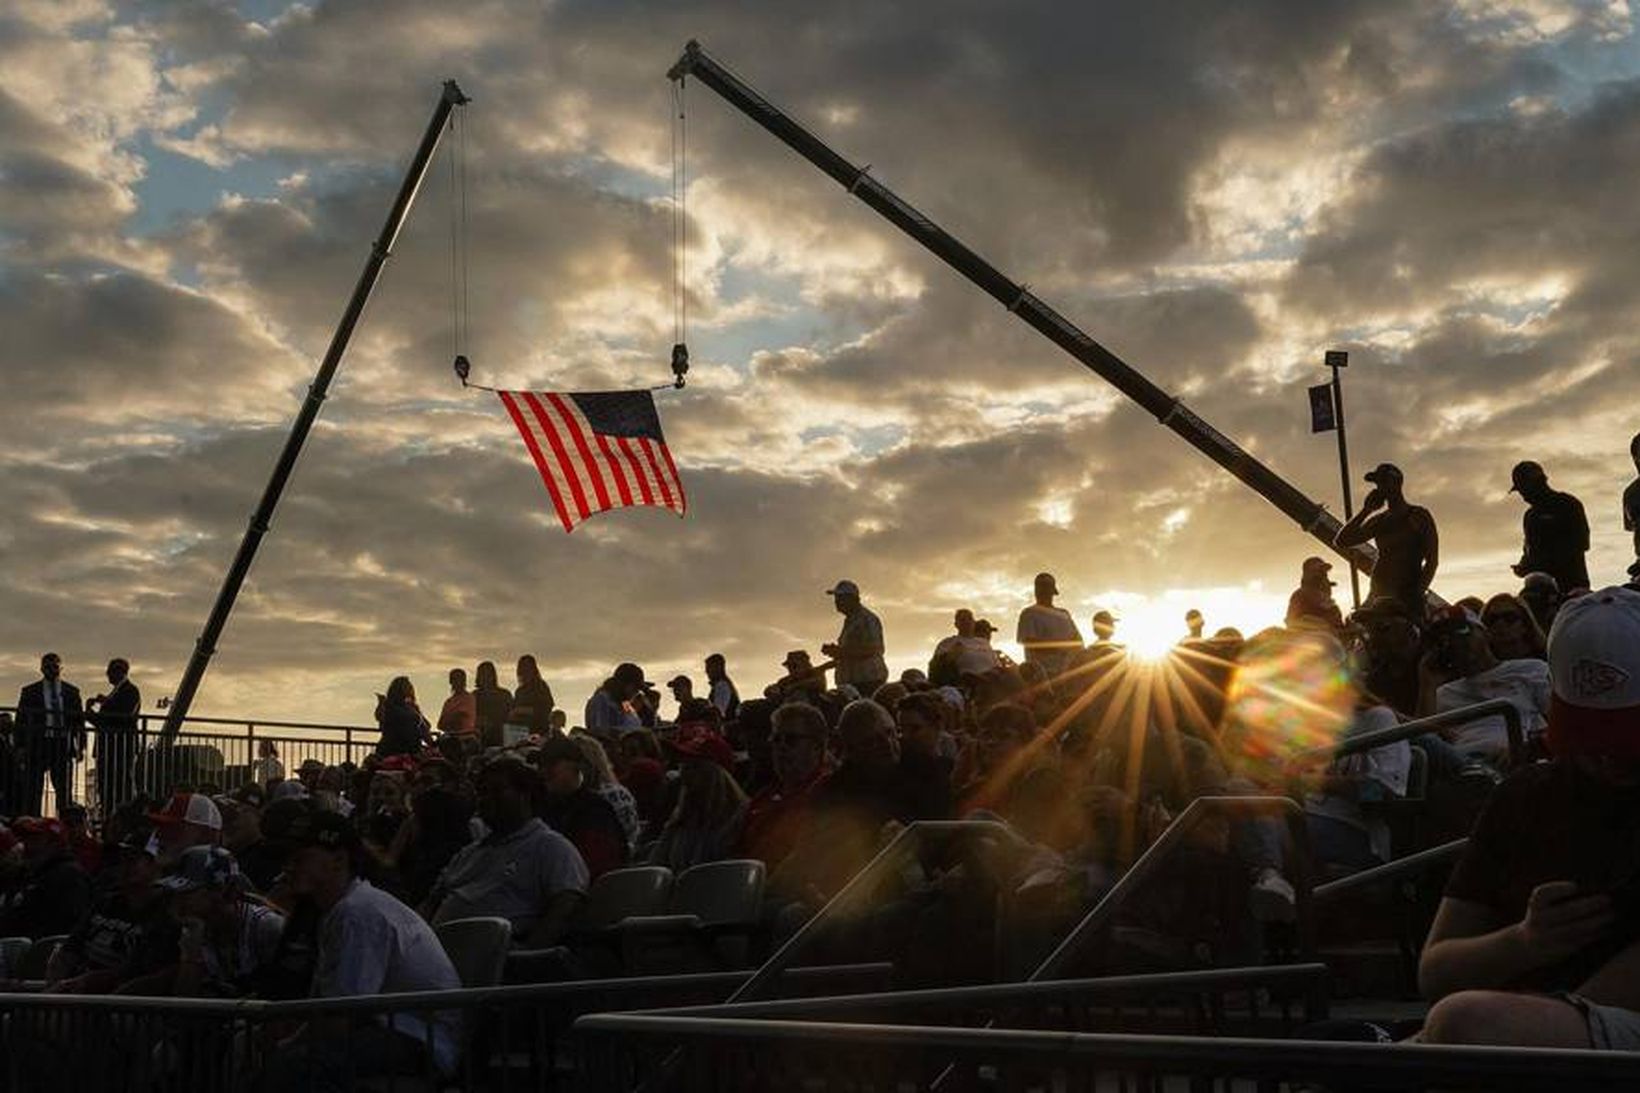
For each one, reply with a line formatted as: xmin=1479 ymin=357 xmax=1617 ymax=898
xmin=375 ymin=699 xmax=430 ymax=758
xmin=0 ymin=851 xmax=93 ymax=940
xmin=1521 ymin=490 xmax=1591 ymax=592
xmin=90 ymin=678 xmax=141 ymax=735
xmin=15 ymin=679 xmax=86 ymax=751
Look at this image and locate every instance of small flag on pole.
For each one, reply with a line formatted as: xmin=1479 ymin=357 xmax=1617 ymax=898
xmin=1308 ymin=383 xmax=1337 ymax=434
xmin=496 ymin=389 xmax=686 ymax=532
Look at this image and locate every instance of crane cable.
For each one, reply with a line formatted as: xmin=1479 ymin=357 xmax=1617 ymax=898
xmin=669 ymin=76 xmax=690 ymax=388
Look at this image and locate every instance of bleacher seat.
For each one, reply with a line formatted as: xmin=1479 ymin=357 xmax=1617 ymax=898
xmin=436 ymin=917 xmax=513 ymax=988
xmin=13 ymin=935 xmax=67 ymax=981
xmin=575 ymin=866 xmax=674 ymax=933
xmin=619 ymin=859 xmax=766 ymax=974
xmin=0 ymin=936 xmax=31 ymax=977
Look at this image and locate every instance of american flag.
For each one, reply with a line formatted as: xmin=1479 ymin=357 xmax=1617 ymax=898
xmin=496 ymin=389 xmax=686 ymax=532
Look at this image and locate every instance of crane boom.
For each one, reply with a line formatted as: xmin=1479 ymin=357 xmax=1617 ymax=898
xmin=669 ymin=40 xmax=1380 ymax=578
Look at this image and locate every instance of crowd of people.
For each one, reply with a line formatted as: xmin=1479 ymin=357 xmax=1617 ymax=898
xmin=0 ymin=445 xmax=1637 ymax=1079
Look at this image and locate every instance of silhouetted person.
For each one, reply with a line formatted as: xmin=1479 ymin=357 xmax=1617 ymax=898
xmin=1184 ymin=608 xmax=1205 ymax=641
xmin=436 ymin=668 xmax=475 ymax=739
xmin=1509 ymin=461 xmax=1590 ymax=593
xmin=374 ymin=676 xmax=430 ymax=758
xmin=15 ymin=652 xmax=85 ymax=817
xmin=704 ymin=653 xmax=740 ymax=720
xmin=1090 ymin=610 xmax=1119 ymax=647
xmin=472 ymin=661 xmax=512 ymax=748
xmin=822 ymin=579 xmax=888 ymax=696
xmin=1286 ymin=557 xmax=1345 ymax=632
xmin=1519 ymin=571 xmax=1562 ymax=633
xmin=1625 ymin=432 xmax=1640 ymax=578
xmin=765 ymin=650 xmax=827 ymax=706
xmin=86 ymin=657 xmax=140 ymax=814
xmin=510 ymin=655 xmax=557 ymax=735
xmin=585 ymin=662 xmax=647 ymax=733
xmin=1335 ymin=463 xmax=1438 ymax=618
xmin=666 ymin=674 xmax=694 ymax=717
xmin=1016 ymin=572 xmax=1083 ymax=676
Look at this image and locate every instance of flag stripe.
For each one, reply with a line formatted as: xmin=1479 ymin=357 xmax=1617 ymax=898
xmin=522 ymin=392 xmax=591 ymax=521
xmin=638 ymin=437 xmax=675 ymax=510
xmin=655 ymin=436 xmax=687 ymax=514
xmin=498 ymin=392 xmax=573 ymax=530
xmin=545 ymin=393 xmax=613 ymax=512
xmin=618 ymin=436 xmax=657 ymax=505
xmin=591 ymin=431 xmax=635 ymax=506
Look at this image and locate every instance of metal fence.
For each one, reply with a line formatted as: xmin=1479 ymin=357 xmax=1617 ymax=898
xmin=575 ymin=1012 xmax=1640 ymax=1092
xmin=0 ymin=963 xmax=891 ymax=1093
xmin=0 ymin=709 xmax=378 ymax=819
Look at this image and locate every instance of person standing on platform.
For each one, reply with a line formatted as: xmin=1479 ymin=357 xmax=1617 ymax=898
xmin=436 ymin=669 xmax=476 ymax=741
xmin=1016 ymin=572 xmax=1083 ymax=678
xmin=1622 ymin=433 xmax=1640 ymax=579
xmin=704 ymin=654 xmax=740 ymax=721
xmin=1335 ymin=463 xmax=1439 ymax=619
xmin=15 ymin=653 xmax=86 ymax=817
xmin=822 ymin=580 xmax=888 ymax=698
xmin=472 ymin=661 xmax=512 ymax=749
xmin=87 ymin=658 xmax=140 ymax=815
xmin=1509 ymin=461 xmax=1591 ymax=594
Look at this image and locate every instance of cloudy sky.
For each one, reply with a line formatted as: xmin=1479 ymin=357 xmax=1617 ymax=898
xmin=4 ymin=0 xmax=1638 ymax=729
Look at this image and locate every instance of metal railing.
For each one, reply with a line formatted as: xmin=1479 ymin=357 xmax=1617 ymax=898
xmin=636 ymin=963 xmax=1331 ymax=1039
xmin=1288 ymin=696 xmax=1526 ymax=771
xmin=0 ymin=707 xmax=378 ymax=819
xmin=1028 ymin=795 xmax=1314 ymax=982
xmin=725 ymin=820 xmax=1028 ymax=1006
xmin=575 ymin=1013 xmax=1640 ymax=1092
xmin=0 ymin=962 xmax=891 ymax=1093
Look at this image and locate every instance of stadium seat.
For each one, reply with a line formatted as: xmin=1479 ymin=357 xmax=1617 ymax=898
xmin=575 ymin=866 xmax=674 ymax=933
xmin=619 ymin=860 xmax=767 ymax=974
xmin=13 ymin=934 xmax=67 ymax=981
xmin=435 ymin=916 xmax=513 ymax=988
xmin=0 ymin=936 xmax=31 ymax=977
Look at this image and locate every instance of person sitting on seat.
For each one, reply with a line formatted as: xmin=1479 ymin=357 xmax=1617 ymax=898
xmin=425 ymin=756 xmax=587 ymax=948
xmin=1419 ymin=587 xmax=1640 ymax=1051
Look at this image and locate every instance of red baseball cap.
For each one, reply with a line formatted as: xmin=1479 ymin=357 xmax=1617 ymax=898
xmin=669 ymin=724 xmax=735 ymax=770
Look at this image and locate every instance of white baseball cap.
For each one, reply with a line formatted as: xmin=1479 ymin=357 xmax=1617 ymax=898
xmin=1546 ymin=586 xmax=1640 ymax=759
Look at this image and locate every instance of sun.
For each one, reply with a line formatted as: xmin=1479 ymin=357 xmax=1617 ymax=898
xmin=1115 ymin=602 xmax=1186 ymax=661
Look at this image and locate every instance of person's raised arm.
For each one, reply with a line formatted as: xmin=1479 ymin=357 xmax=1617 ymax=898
xmin=1334 ymin=508 xmax=1377 ymax=549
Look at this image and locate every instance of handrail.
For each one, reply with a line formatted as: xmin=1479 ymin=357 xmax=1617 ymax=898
xmin=723 ymin=819 xmax=1028 ymax=1007
xmin=0 ymin=963 xmax=892 ymax=1017
xmin=0 ymin=705 xmax=376 ymax=738
xmin=631 ymin=962 xmax=1331 ymax=1021
xmin=1312 ymin=838 xmax=1468 ymax=903
xmin=1029 ymin=796 xmax=1313 ymax=982
xmin=1287 ymin=697 xmax=1525 ymax=770
xmin=574 ymin=1013 xmax=1640 ymax=1089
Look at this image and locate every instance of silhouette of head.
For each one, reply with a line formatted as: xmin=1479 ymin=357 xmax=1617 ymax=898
xmin=1034 ymin=572 xmax=1058 ymax=604
xmin=40 ymin=653 xmax=61 ymax=681
xmin=954 ymin=608 xmax=976 ymax=636
xmin=1510 ymin=460 xmax=1551 ymax=503
xmin=1363 ymin=463 xmax=1405 ymax=501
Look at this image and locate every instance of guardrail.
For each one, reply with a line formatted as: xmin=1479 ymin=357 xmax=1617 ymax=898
xmin=1287 ymin=697 xmax=1526 ymax=770
xmin=0 ymin=707 xmax=378 ymax=818
xmin=575 ymin=1013 xmax=1640 ymax=1092
xmin=1028 ymin=795 xmax=1314 ymax=982
xmin=0 ymin=962 xmax=891 ymax=1093
xmin=635 ymin=963 xmax=1331 ymax=1038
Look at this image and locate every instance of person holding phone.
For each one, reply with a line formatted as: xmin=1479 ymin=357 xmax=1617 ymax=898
xmin=1418 ymin=587 xmax=1640 ymax=1050
xmin=1334 ymin=463 xmax=1439 ymax=620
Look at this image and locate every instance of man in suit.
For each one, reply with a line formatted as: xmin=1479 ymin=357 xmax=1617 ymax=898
xmin=15 ymin=652 xmax=86 ymax=817
xmin=87 ymin=658 xmax=141 ymax=815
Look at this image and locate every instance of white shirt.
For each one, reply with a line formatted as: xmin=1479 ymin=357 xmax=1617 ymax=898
xmin=314 ymin=879 xmax=462 ymax=1072
xmin=1436 ymin=658 xmax=1551 ymax=762
xmin=1016 ymin=604 xmax=1083 ymax=674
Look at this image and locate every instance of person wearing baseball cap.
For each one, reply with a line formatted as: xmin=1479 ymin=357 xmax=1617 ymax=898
xmin=147 ymin=793 xmax=223 ymax=867
xmin=767 ymin=649 xmax=827 ymax=706
xmin=1509 ymin=460 xmax=1591 ymax=594
xmin=822 ymin=580 xmax=888 ymax=697
xmin=584 ymin=662 xmax=649 ymax=734
xmin=154 ymin=845 xmax=286 ymax=998
xmin=1421 ymin=586 xmax=1640 ymax=1051
xmin=1016 ymin=572 xmax=1083 ymax=677
xmin=1335 ymin=462 xmax=1438 ymax=618
xmin=0 ymin=817 xmax=92 ymax=941
xmin=665 ymin=674 xmax=695 ymax=718
xmin=537 ymin=740 xmax=628 ymax=879
xmin=47 ymin=828 xmax=173 ymax=994
xmin=266 ymin=809 xmax=461 ymax=1083
xmin=1287 ymin=556 xmax=1346 ymax=632
xmin=648 ymin=725 xmax=748 ymax=873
